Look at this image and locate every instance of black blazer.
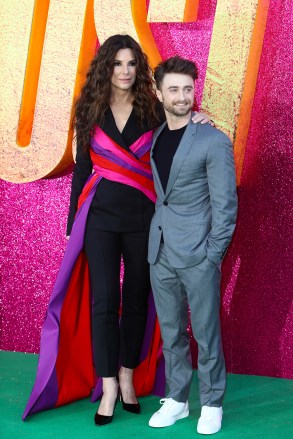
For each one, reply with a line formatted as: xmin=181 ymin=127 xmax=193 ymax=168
xmin=66 ymin=107 xmax=164 ymax=235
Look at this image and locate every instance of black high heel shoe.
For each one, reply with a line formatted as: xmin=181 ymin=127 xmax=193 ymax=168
xmin=94 ymin=411 xmax=114 ymax=426
xmin=94 ymin=393 xmax=118 ymax=426
xmin=120 ymin=392 xmax=141 ymax=414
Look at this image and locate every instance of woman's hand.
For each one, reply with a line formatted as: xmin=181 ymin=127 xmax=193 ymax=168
xmin=191 ymin=111 xmax=214 ymax=126
xmin=66 ymin=235 xmax=70 ymax=241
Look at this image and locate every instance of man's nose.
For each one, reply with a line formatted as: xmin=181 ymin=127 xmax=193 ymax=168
xmin=178 ymin=90 xmax=186 ymax=100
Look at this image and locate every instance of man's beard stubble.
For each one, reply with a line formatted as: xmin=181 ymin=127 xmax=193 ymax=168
xmin=162 ymin=99 xmax=193 ymax=117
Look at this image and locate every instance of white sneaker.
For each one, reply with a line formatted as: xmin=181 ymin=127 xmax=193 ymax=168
xmin=197 ymin=406 xmax=223 ymax=435
xmin=149 ymin=398 xmax=189 ymax=428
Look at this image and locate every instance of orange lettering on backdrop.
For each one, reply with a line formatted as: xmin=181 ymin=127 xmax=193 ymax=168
xmin=233 ymin=0 xmax=270 ymax=185
xmin=147 ymin=0 xmax=198 ymax=23
xmin=183 ymin=0 xmax=199 ymax=22
xmin=132 ymin=0 xmax=161 ymax=69
xmin=17 ymin=0 xmax=50 ymax=147
xmin=0 ymin=0 xmax=263 ymax=184
xmin=201 ymin=0 xmax=269 ymax=185
xmin=48 ymin=0 xmax=97 ymax=177
xmin=0 ymin=0 xmax=96 ymax=183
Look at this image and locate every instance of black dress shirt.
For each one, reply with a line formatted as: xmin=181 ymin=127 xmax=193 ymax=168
xmin=153 ymin=124 xmax=187 ymax=192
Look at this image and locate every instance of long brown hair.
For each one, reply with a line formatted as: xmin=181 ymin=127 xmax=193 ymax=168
xmin=74 ymin=34 xmax=160 ymax=150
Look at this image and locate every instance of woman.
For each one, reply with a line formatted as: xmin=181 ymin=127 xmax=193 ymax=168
xmin=23 ymin=34 xmax=211 ymax=425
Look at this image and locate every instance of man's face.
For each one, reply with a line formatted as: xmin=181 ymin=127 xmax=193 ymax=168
xmin=157 ymin=73 xmax=195 ymax=117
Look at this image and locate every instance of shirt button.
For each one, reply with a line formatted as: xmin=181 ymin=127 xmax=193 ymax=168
xmin=163 ymin=201 xmax=168 ymax=206
xmin=158 ymin=226 xmax=162 ymax=230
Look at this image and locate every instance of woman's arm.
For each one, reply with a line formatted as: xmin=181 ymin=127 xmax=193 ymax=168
xmin=191 ymin=111 xmax=214 ymax=125
xmin=66 ymin=143 xmax=92 ymax=236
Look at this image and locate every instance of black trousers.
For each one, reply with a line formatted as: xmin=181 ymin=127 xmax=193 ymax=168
xmin=84 ymin=229 xmax=150 ymax=377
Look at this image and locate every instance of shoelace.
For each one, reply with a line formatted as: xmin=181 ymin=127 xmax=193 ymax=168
xmin=158 ymin=398 xmax=177 ymax=412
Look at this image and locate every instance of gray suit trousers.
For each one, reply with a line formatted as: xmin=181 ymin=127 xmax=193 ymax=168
xmin=150 ymin=244 xmax=226 ymax=407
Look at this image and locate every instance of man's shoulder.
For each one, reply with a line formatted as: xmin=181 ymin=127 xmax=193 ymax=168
xmin=194 ymin=122 xmax=231 ymax=145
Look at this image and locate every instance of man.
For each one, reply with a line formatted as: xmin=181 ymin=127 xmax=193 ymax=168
xmin=148 ymin=56 xmax=238 ymax=435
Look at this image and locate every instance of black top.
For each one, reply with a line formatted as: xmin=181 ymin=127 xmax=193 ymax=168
xmin=153 ymin=124 xmax=187 ymax=192
xmin=67 ymin=105 xmax=165 ymax=235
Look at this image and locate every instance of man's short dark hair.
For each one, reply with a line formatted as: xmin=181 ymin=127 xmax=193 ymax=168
xmin=154 ymin=56 xmax=198 ymax=90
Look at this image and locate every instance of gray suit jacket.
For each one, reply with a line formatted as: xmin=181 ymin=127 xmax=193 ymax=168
xmin=148 ymin=118 xmax=238 ymax=268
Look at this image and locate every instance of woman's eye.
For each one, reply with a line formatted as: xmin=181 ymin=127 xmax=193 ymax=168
xmin=113 ymin=61 xmax=121 ymax=66
xmin=129 ymin=61 xmax=137 ymax=66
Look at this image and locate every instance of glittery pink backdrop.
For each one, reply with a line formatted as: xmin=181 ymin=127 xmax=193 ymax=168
xmin=0 ymin=0 xmax=292 ymax=379
xmin=0 ymin=168 xmax=72 ymax=352
xmin=219 ymin=0 xmax=293 ymax=379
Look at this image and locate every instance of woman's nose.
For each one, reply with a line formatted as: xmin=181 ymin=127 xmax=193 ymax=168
xmin=122 ymin=64 xmax=129 ymax=74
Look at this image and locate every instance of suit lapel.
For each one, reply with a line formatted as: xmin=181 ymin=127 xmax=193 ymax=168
xmin=165 ymin=120 xmax=198 ymax=198
xmin=150 ymin=122 xmax=167 ymax=197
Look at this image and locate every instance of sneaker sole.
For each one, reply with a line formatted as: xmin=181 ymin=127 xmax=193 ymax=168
xmin=149 ymin=409 xmax=190 ymax=428
xmin=197 ymin=424 xmax=221 ymax=435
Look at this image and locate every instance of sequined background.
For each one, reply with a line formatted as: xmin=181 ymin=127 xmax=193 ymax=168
xmin=220 ymin=0 xmax=293 ymax=378
xmin=0 ymin=0 xmax=292 ymax=379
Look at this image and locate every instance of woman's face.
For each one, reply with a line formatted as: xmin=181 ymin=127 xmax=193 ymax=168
xmin=111 ymin=48 xmax=137 ymax=92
